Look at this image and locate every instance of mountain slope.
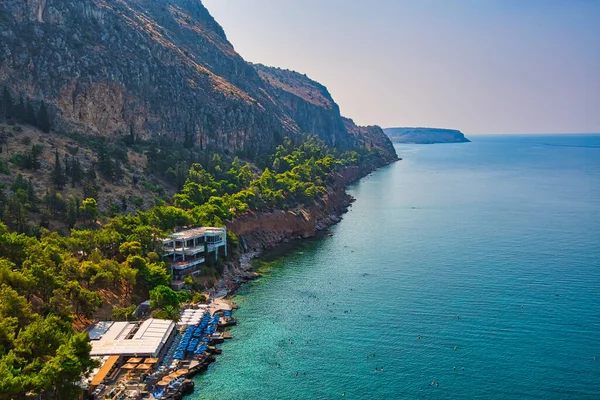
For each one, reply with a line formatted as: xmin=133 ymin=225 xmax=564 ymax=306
xmin=0 ymin=0 xmax=396 ymax=162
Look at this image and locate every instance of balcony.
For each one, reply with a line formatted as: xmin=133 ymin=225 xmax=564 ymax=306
xmin=169 ymin=258 xmax=205 ymax=270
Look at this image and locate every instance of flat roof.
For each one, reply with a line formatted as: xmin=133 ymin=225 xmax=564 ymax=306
xmin=89 ymin=321 xmax=113 ymax=340
xmin=161 ymin=227 xmax=225 ymax=243
xmin=90 ymin=319 xmax=176 ymax=357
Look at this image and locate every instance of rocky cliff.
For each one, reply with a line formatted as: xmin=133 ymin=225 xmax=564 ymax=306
xmin=253 ymin=64 xmax=352 ymax=150
xmin=384 ymin=127 xmax=470 ymax=144
xmin=0 ymin=0 xmax=397 ymax=162
xmin=344 ymin=118 xmax=399 ymax=164
xmin=226 ymin=164 xmax=368 ymax=252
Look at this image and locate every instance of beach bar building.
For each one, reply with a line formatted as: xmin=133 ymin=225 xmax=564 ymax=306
xmin=89 ymin=319 xmax=176 ymax=359
xmin=161 ymin=227 xmax=227 ymax=288
xmin=86 ymin=319 xmax=176 ymax=392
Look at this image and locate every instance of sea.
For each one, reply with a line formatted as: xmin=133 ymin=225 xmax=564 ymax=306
xmin=190 ymin=134 xmax=600 ymax=399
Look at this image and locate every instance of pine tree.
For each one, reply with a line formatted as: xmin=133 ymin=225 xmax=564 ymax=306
xmin=70 ymin=157 xmax=82 ymax=188
xmin=52 ymin=150 xmax=66 ymax=189
xmin=127 ymin=124 xmax=136 ymax=145
xmin=176 ymin=161 xmax=187 ymax=189
xmin=115 ymin=159 xmax=125 ymax=182
xmin=0 ymin=127 xmax=8 ymax=154
xmin=14 ymin=96 xmax=26 ymax=123
xmin=25 ymin=100 xmax=36 ymax=126
xmin=26 ymin=178 xmax=38 ymax=207
xmin=67 ymin=196 xmax=79 ymax=228
xmin=79 ymin=198 xmax=98 ymax=223
xmin=1 ymin=87 xmax=12 ymax=121
xmin=64 ymin=155 xmax=71 ymax=177
xmin=97 ymin=143 xmax=114 ymax=180
xmin=38 ymin=100 xmax=50 ymax=133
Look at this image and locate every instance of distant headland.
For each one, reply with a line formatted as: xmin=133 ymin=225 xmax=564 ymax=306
xmin=384 ymin=127 xmax=471 ymax=144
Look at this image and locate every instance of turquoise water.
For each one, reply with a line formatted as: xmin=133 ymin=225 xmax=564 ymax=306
xmin=192 ymin=135 xmax=600 ymax=399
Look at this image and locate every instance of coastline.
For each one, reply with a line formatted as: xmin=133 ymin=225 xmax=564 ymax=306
xmin=161 ymin=159 xmax=400 ymax=399
xmin=210 ymin=159 xmax=399 ymax=299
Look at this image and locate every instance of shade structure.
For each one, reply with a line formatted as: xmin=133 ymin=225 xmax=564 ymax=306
xmin=121 ymin=363 xmax=138 ymax=369
xmin=144 ymin=358 xmax=159 ymax=365
xmin=127 ymin=357 xmax=143 ymax=364
xmin=136 ymin=363 xmax=152 ymax=370
xmin=157 ymin=380 xmax=169 ymax=387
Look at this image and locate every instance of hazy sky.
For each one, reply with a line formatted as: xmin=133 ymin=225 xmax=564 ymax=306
xmin=203 ymin=0 xmax=600 ymax=134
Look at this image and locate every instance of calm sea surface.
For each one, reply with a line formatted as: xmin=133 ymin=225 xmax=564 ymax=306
xmin=191 ymin=135 xmax=600 ymax=399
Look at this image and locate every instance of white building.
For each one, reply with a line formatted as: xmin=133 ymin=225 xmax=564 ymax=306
xmin=161 ymin=227 xmax=227 ymax=287
xmin=89 ymin=319 xmax=176 ymax=358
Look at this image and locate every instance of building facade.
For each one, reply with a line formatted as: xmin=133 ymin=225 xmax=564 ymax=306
xmin=161 ymin=227 xmax=227 ymax=288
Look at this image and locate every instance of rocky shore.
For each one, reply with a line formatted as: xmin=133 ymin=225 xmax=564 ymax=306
xmin=215 ymin=160 xmax=397 ymax=296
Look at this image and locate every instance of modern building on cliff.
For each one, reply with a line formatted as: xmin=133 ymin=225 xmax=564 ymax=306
xmin=161 ymin=227 xmax=227 ymax=289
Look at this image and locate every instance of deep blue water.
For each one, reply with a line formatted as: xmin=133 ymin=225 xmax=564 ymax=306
xmin=192 ymin=135 xmax=600 ymax=399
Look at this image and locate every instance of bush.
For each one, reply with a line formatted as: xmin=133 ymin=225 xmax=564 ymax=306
xmin=0 ymin=160 xmax=10 ymax=175
xmin=112 ymin=305 xmax=137 ymax=321
xmin=192 ymin=293 xmax=207 ymax=303
xmin=133 ymin=197 xmax=144 ymax=208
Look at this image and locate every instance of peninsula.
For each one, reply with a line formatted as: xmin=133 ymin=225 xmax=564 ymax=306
xmin=384 ymin=127 xmax=471 ymax=144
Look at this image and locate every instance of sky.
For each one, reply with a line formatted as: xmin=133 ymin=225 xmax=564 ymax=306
xmin=202 ymin=0 xmax=600 ymax=134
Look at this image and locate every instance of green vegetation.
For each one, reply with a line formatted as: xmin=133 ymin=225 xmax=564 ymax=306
xmin=0 ymin=87 xmax=52 ymax=133
xmin=0 ymin=86 xmax=381 ymax=398
xmin=0 ymin=223 xmax=177 ymax=398
xmin=149 ymin=284 xmax=190 ymax=321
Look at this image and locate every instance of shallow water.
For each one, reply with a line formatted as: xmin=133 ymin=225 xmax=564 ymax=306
xmin=191 ymin=135 xmax=600 ymax=399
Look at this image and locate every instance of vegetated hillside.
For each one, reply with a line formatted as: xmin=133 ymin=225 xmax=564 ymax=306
xmin=0 ymin=0 xmax=397 ymax=231
xmin=0 ymin=2 xmax=400 ymax=397
xmin=0 ymin=122 xmax=174 ymax=231
xmin=384 ymin=127 xmax=470 ymax=144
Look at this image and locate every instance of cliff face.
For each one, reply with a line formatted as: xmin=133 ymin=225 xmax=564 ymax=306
xmin=227 ymin=165 xmax=367 ymax=252
xmin=253 ymin=64 xmax=353 ymax=150
xmin=384 ymin=127 xmax=470 ymax=144
xmin=0 ymin=0 xmax=289 ymax=155
xmin=0 ymin=0 xmax=397 ymax=161
xmin=254 ymin=65 xmax=398 ymax=163
xmin=344 ymin=118 xmax=399 ymax=165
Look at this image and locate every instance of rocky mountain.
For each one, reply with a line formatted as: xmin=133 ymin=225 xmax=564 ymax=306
xmin=344 ymin=118 xmax=399 ymax=164
xmin=0 ymin=0 xmax=396 ymax=162
xmin=384 ymin=127 xmax=470 ymax=144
